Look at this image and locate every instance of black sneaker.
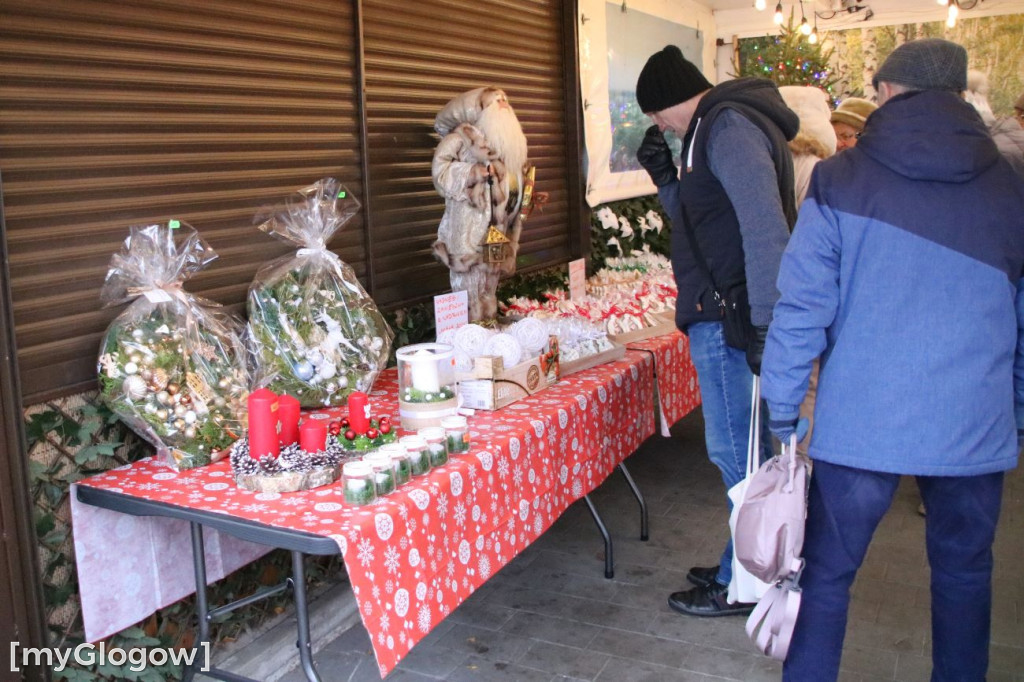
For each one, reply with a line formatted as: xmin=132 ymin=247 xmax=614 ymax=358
xmin=668 ymin=581 xmax=755 ymax=617
xmin=686 ymin=565 xmax=720 ymax=588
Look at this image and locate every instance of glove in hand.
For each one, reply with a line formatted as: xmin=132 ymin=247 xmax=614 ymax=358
xmin=769 ymin=416 xmax=809 ymax=445
xmin=746 ymin=325 xmax=769 ymax=376
xmin=636 ymin=125 xmax=678 ymax=187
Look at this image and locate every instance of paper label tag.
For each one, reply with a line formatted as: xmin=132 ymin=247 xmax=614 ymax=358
xmin=434 ymin=291 xmax=469 ymax=337
xmin=568 ymin=259 xmax=586 ymax=301
xmin=143 ymin=289 xmax=173 ymax=303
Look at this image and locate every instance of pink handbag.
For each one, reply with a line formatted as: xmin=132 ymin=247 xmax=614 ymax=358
xmin=735 ymin=434 xmax=810 ymax=584
xmin=735 ymin=432 xmax=811 ymax=660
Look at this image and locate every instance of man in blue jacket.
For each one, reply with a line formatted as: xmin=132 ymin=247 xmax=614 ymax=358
xmin=634 ymin=45 xmax=797 ymax=616
xmin=761 ymin=39 xmax=1024 ymax=680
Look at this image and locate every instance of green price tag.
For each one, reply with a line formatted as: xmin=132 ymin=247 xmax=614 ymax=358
xmin=337 ymin=190 xmax=346 ymax=199
xmin=168 ymin=219 xmax=181 ymax=229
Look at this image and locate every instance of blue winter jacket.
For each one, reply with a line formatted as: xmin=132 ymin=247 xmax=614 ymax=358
xmin=761 ymin=90 xmax=1024 ymax=476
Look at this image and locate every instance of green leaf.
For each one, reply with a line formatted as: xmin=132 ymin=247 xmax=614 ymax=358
xmin=28 ymin=459 xmax=48 ymax=482
xmin=25 ymin=410 xmax=63 ymax=446
xmin=36 ymin=512 xmax=56 ymax=537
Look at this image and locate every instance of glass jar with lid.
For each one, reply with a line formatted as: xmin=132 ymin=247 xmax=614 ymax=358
xmin=418 ymin=427 xmax=449 ymax=467
xmin=398 ymin=435 xmax=431 ymax=476
xmin=379 ymin=442 xmax=410 ymax=486
xmin=364 ymin=451 xmax=396 ymax=496
xmin=342 ymin=460 xmax=377 ymax=506
xmin=440 ymin=415 xmax=470 ymax=454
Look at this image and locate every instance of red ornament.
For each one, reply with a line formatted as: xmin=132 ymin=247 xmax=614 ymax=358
xmin=328 ymin=421 xmax=341 ymax=436
xmin=341 ymin=417 xmax=350 ymax=428
xmin=344 ymin=429 xmax=356 ymax=441
xmin=367 ymin=428 xmax=379 ymax=440
xmin=379 ymin=423 xmax=392 ymax=435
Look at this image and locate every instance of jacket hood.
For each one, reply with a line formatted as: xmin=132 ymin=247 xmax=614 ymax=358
xmin=695 ymin=77 xmax=800 ymax=141
xmin=856 ymin=90 xmax=1000 ymax=183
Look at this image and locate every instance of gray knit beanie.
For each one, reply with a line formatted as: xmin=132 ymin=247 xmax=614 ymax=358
xmin=635 ymin=45 xmax=712 ymax=114
xmin=872 ymin=39 xmax=967 ymax=93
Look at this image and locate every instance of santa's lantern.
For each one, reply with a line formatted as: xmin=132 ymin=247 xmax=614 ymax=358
xmin=483 ymin=225 xmax=511 ymax=264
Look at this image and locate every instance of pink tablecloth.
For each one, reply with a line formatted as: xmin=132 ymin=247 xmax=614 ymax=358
xmin=75 ymin=350 xmax=684 ymax=676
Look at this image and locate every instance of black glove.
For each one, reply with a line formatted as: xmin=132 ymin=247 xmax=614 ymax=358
xmin=636 ymin=125 xmax=678 ymax=187
xmin=746 ymin=325 xmax=769 ymax=376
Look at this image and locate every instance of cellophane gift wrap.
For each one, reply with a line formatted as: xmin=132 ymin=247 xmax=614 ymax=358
xmin=247 ymin=178 xmax=393 ymax=408
xmin=96 ymin=222 xmax=250 ymax=469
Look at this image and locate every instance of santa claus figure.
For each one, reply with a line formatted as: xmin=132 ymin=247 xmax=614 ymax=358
xmin=431 ymin=87 xmax=535 ymax=322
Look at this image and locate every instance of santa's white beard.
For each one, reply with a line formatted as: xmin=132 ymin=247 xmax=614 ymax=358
xmin=476 ymin=104 xmax=528 ymax=177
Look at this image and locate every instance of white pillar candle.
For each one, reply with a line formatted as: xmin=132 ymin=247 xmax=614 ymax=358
xmin=408 ymin=349 xmax=440 ymax=393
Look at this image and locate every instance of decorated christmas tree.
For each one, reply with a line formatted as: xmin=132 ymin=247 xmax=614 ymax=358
xmin=736 ymin=10 xmax=839 ymax=104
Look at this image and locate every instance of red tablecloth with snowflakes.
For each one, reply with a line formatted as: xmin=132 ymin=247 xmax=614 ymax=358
xmin=76 ymin=348 xmax=702 ymax=677
xmin=626 ymin=331 xmax=701 ymax=433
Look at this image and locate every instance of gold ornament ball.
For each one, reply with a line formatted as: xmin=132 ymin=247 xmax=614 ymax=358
xmin=173 ymin=418 xmax=186 ymax=430
xmin=156 ymin=408 xmax=169 ymax=421
xmin=167 ymin=382 xmax=180 ymax=395
xmin=157 ymin=390 xmax=171 ymax=405
xmin=174 ymin=404 xmax=187 ymax=417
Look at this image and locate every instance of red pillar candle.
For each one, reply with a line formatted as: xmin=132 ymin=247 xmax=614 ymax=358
xmin=278 ymin=394 xmax=301 ymax=447
xmin=299 ymin=419 xmax=327 ymax=454
xmin=247 ymin=388 xmax=280 ymax=460
xmin=348 ymin=391 xmax=370 ymax=435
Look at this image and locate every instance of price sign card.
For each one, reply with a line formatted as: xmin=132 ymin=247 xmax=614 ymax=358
xmin=434 ymin=291 xmax=469 ymax=336
xmin=568 ymin=258 xmax=587 ymax=301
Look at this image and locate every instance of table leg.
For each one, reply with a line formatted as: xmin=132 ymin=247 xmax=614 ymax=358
xmin=583 ymin=495 xmax=614 ymax=579
xmin=618 ymin=462 xmax=649 ymax=541
xmin=289 ymin=551 xmax=322 ymax=682
xmin=183 ymin=522 xmax=210 ymax=682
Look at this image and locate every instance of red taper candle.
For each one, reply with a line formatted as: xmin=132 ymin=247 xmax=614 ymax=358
xmin=277 ymin=394 xmax=301 ymax=447
xmin=348 ymin=391 xmax=370 ymax=435
xmin=247 ymin=388 xmax=280 ymax=460
xmin=299 ymin=419 xmax=327 ymax=454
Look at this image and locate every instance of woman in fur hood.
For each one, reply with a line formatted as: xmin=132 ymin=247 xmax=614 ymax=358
xmin=779 ymin=86 xmax=838 ymax=207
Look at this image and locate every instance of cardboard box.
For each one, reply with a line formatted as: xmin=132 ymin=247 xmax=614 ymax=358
xmin=558 ymin=343 xmax=626 ymax=378
xmin=457 ymin=345 xmax=559 ymax=411
xmin=608 ymin=318 xmax=677 ymax=345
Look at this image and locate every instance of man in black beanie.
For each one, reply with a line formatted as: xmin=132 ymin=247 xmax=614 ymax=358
xmin=761 ymin=38 xmax=1024 ymax=680
xmin=634 ymin=45 xmax=798 ymax=617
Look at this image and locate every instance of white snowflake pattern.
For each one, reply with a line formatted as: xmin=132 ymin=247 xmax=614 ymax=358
xmin=512 ymin=465 xmax=523 ymax=486
xmin=408 ymin=516 xmax=417 ymax=532
xmin=436 ymin=492 xmax=448 ymax=517
xmin=362 ymin=599 xmax=373 ymax=615
xmin=357 ymin=538 xmax=375 ymax=566
xmin=397 ymin=503 xmax=409 ymax=520
xmin=447 ymin=559 xmax=456 ymax=577
xmin=400 ymin=536 xmax=409 ymax=550
xmin=372 ymin=584 xmax=381 ymax=600
xmin=479 ymin=555 xmax=492 ymax=579
xmin=380 ymin=612 xmax=390 ymax=632
xmin=377 ymin=631 xmax=386 ymax=645
xmin=417 ymin=605 xmax=431 ymax=632
xmin=386 ymin=579 xmax=395 ymax=594
xmin=281 ymin=497 xmax=307 ymax=507
xmin=453 ymin=501 xmax=467 ymax=526
xmin=384 ymin=546 xmax=400 ymax=574
xmin=490 ymin=498 xmax=498 ymax=515
xmin=242 ymin=503 xmax=269 ymax=513
xmin=497 ymin=457 xmax=510 ymax=478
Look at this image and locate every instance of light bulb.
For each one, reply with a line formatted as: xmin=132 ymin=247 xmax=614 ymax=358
xmin=774 ymin=3 xmax=785 ymax=24
xmin=936 ymin=0 xmax=948 ymax=5
xmin=800 ymin=18 xmax=811 ymax=35
xmin=808 ymin=29 xmax=818 ymax=44
xmin=948 ymin=2 xmax=959 ymax=19
xmin=755 ymin=0 xmax=767 ymax=10
xmin=946 ymin=11 xmax=957 ymax=27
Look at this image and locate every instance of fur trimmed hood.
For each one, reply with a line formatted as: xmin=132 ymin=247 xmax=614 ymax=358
xmin=779 ymin=85 xmax=837 ymax=159
xmin=434 ymin=87 xmax=506 ymax=136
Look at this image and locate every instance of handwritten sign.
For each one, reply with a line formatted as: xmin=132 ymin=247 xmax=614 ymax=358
xmin=434 ymin=291 xmax=469 ymax=336
xmin=568 ymin=258 xmax=587 ymax=301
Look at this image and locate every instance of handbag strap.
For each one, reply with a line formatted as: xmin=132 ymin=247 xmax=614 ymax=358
xmin=746 ymin=557 xmax=805 ymax=660
xmin=677 ymin=202 xmax=724 ymax=301
xmin=746 ymin=376 xmax=761 ymax=478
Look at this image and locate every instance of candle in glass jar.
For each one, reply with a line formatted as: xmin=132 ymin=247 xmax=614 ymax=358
xmin=347 ymin=391 xmax=370 ymax=434
xmin=299 ymin=419 xmax=327 ymax=453
xmin=408 ymin=349 xmax=440 ymax=393
xmin=247 ymin=388 xmax=280 ymax=460
xmin=278 ymin=394 xmax=301 ymax=447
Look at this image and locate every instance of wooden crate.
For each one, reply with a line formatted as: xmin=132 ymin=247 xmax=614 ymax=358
xmin=608 ymin=318 xmax=677 ymax=345
xmin=558 ymin=343 xmax=626 ymax=377
xmin=457 ymin=351 xmax=558 ymax=411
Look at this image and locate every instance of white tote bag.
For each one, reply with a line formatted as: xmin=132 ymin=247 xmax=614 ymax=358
xmin=726 ymin=375 xmax=772 ymax=604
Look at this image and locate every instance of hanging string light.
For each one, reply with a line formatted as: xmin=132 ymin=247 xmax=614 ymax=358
xmin=774 ymin=2 xmax=785 ymax=25
xmin=799 ymin=0 xmax=812 ymax=35
xmin=755 ymin=0 xmax=767 ymax=11
xmin=808 ymin=16 xmax=819 ymax=44
xmin=946 ymin=0 xmax=959 ymax=26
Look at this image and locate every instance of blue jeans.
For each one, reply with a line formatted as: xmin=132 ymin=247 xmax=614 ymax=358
xmin=784 ymin=460 xmax=1004 ymax=682
xmin=687 ymin=321 xmax=771 ymax=587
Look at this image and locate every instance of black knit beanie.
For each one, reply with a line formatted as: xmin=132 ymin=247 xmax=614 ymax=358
xmin=635 ymin=45 xmax=713 ymax=114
